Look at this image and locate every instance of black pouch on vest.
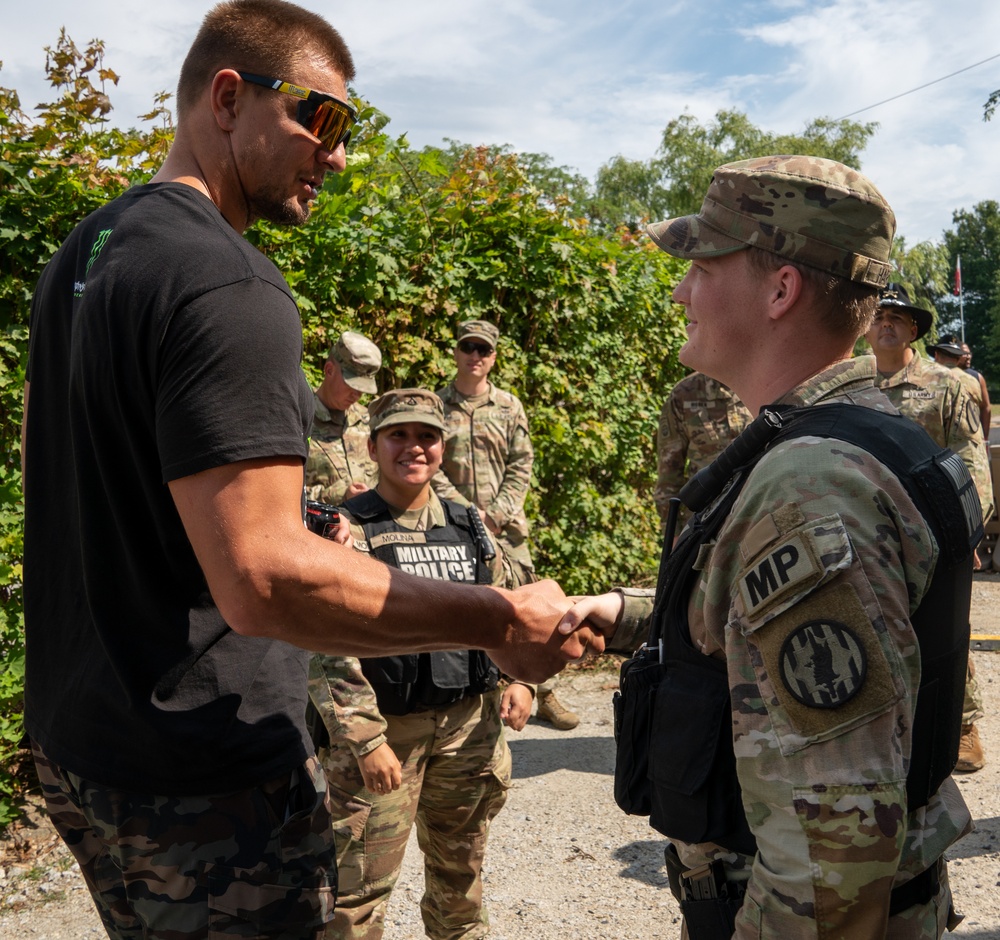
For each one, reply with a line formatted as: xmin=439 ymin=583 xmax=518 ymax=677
xmin=613 ymin=646 xmax=666 ymax=815
xmin=647 ymin=661 xmax=749 ymax=848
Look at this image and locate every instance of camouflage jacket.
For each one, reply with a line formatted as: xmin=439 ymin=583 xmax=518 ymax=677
xmin=873 ymin=352 xmax=994 ymax=523
xmin=304 ymin=394 xmax=377 ymax=505
xmin=307 ymin=492 xmax=509 ymax=758
xmin=613 ymin=358 xmax=972 ymax=936
xmin=432 ymin=381 xmax=534 ymax=565
xmin=654 ymin=372 xmax=752 ymax=525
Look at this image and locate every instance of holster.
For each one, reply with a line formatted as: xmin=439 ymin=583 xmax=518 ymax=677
xmin=664 ymin=844 xmax=744 ymax=940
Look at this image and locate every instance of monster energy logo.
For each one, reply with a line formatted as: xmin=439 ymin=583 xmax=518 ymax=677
xmin=75 ymin=228 xmax=113 ymax=297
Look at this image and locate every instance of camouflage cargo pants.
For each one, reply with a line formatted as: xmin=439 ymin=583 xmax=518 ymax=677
xmin=31 ymin=742 xmax=336 ymax=939
xmin=318 ymin=690 xmax=511 ymax=939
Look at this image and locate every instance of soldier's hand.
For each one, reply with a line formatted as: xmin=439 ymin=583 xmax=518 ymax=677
xmin=501 ymin=681 xmax=533 ymax=731
xmin=345 ymin=481 xmax=369 ymax=499
xmin=487 ymin=579 xmax=604 ymax=684
xmin=558 ymin=591 xmax=625 ymax=643
xmin=331 ymin=513 xmax=353 ymax=547
xmin=357 ymin=742 xmax=402 ymax=795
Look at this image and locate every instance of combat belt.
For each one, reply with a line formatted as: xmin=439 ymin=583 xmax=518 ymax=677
xmin=613 ymin=403 xmax=981 ymax=938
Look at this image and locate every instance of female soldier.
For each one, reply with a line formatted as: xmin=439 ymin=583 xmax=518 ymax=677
xmin=308 ymin=388 xmax=534 ymax=939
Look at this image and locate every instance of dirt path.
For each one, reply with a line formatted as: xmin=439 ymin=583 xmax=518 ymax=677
xmin=5 ymin=575 xmax=1000 ymax=938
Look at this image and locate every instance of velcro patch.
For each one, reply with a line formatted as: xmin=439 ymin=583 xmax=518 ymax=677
xmin=751 ymin=582 xmax=899 ymax=743
xmin=738 ymin=534 xmax=818 ymax=619
xmin=368 ymin=531 xmax=428 ymax=549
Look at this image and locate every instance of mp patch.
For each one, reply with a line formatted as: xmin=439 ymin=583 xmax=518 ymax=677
xmin=779 ymin=619 xmax=867 ymax=709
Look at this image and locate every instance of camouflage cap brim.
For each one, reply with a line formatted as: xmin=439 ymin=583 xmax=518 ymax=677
xmin=646 ymin=156 xmax=895 ymax=288
xmin=340 ymin=368 xmax=378 ymax=394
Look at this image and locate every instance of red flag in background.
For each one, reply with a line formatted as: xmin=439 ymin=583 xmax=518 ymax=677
xmin=954 ymin=255 xmax=962 ymax=296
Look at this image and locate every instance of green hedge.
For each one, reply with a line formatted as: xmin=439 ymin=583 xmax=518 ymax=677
xmin=0 ymin=43 xmax=687 ymax=825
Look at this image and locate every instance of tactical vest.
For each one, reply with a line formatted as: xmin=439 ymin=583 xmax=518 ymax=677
xmin=345 ymin=489 xmax=499 ymax=716
xmin=636 ymin=403 xmax=979 ymax=855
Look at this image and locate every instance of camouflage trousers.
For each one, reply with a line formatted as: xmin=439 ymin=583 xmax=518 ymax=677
xmin=679 ymin=860 xmax=958 ymax=939
xmin=31 ymin=742 xmax=336 ymax=939
xmin=964 ymin=655 xmax=985 ymax=725
xmin=318 ymin=690 xmax=511 ymax=939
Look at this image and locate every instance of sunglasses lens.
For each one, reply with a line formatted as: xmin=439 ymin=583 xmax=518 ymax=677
xmin=460 ymin=341 xmax=493 ymax=355
xmin=301 ymin=99 xmax=354 ymax=150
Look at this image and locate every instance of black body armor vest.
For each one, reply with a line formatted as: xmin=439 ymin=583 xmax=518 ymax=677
xmin=345 ymin=490 xmax=499 ymax=716
xmin=620 ymin=404 xmax=978 ymax=855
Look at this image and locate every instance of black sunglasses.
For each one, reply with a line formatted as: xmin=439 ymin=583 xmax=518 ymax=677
xmin=458 ymin=340 xmax=494 ymax=356
xmin=238 ymin=71 xmax=357 ymax=151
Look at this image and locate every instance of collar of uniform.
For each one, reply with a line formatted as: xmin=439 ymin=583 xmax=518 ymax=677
xmin=379 ymin=488 xmax=447 ymax=530
xmin=313 ymin=392 xmax=368 ymax=429
xmin=772 ymin=355 xmax=879 ymax=410
xmin=441 ymin=380 xmax=497 ymax=409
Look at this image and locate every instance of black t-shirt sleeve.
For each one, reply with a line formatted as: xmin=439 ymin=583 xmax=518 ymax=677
xmin=156 ymin=276 xmax=311 ymax=482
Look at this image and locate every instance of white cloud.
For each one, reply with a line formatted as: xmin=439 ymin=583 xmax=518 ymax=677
xmin=3 ymin=0 xmax=998 ymax=242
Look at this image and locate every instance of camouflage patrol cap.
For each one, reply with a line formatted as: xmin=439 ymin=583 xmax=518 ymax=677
xmin=368 ymin=388 xmax=448 ymax=434
xmin=330 ymin=331 xmax=382 ymax=394
xmin=457 ymin=320 xmax=500 ymax=348
xmin=878 ymin=283 xmax=933 ymax=339
xmin=646 ymin=155 xmax=895 ymax=288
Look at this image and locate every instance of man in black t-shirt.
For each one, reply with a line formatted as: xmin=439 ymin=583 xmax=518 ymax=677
xmin=22 ymin=3 xmax=599 ymax=937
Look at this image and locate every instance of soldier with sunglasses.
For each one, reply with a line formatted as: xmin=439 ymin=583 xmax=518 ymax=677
xmin=433 ymin=321 xmax=581 ymax=730
xmin=20 ymin=4 xmax=592 ymax=938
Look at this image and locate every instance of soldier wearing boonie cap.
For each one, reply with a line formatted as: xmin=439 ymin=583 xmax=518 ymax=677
xmin=432 ymin=319 xmax=579 ymax=729
xmin=306 ymin=330 xmax=382 ymax=505
xmin=866 ymin=287 xmax=993 ymax=778
xmin=308 ymin=386 xmax=531 ymax=938
xmin=563 ymin=156 xmax=975 ymax=936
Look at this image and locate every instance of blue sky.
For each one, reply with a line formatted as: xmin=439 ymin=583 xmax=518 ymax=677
xmin=3 ymin=0 xmax=998 ymax=245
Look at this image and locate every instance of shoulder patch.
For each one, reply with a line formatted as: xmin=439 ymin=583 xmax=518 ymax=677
xmin=738 ymin=534 xmax=819 ymax=618
xmin=779 ymin=620 xmax=867 ymax=708
xmin=748 ymin=581 xmax=901 ymax=748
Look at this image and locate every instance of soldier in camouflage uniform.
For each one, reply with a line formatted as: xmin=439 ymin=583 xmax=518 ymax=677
xmin=563 ymin=156 xmax=974 ymax=937
xmin=933 ymin=336 xmax=992 ymax=438
xmin=306 ymin=331 xmax=382 ymax=505
xmin=309 ymin=389 xmax=532 ymax=939
xmin=433 ymin=320 xmax=580 ymax=730
xmin=866 ymin=285 xmax=992 ymax=774
xmin=654 ymin=371 xmax=751 ymax=527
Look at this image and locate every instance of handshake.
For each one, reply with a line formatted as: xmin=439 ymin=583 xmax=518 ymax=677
xmin=490 ymin=580 xmax=627 ymax=685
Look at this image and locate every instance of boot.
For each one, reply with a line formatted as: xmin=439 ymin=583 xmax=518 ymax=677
xmin=536 ymin=690 xmax=579 ymax=730
xmin=956 ymin=723 xmax=986 ymax=773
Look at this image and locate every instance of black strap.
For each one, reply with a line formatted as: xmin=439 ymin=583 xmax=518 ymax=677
xmin=888 ymin=861 xmax=941 ymax=917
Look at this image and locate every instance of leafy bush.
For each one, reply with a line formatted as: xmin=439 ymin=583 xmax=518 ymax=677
xmin=0 ymin=39 xmax=686 ymax=826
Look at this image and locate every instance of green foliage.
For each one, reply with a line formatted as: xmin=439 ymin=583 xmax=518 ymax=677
xmin=255 ymin=114 xmax=688 ymax=594
xmin=938 ymin=201 xmax=1000 ymax=385
xmin=985 ymin=89 xmax=999 ymax=121
xmin=0 ymin=37 xmax=689 ymax=826
xmin=0 ymin=34 xmax=173 ymax=828
xmin=593 ymin=108 xmax=879 ymax=227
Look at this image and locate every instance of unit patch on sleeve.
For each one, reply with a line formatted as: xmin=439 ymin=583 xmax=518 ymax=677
xmin=747 ymin=581 xmax=901 ymax=746
xmin=779 ymin=620 xmax=866 ymax=709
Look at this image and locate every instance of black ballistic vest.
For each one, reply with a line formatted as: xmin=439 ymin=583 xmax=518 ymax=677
xmin=345 ymin=490 xmax=499 ymax=716
xmin=635 ymin=404 xmax=978 ymax=854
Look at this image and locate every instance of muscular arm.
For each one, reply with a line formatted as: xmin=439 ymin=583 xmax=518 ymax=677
xmin=167 ymin=456 xmax=597 ymax=680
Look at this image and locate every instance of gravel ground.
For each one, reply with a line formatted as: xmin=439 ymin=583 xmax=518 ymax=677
xmin=5 ymin=575 xmax=1000 ymax=939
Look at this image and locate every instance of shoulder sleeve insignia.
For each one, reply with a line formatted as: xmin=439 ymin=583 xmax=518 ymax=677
xmin=779 ymin=620 xmax=867 ymax=709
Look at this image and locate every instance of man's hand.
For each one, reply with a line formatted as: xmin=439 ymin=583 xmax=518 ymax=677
xmin=357 ymin=742 xmax=402 ymax=795
xmin=345 ymin=481 xmax=369 ymax=499
xmin=558 ymin=592 xmax=625 ymax=644
xmin=500 ymin=682 xmax=533 ymax=731
xmin=487 ymin=579 xmax=604 ymax=684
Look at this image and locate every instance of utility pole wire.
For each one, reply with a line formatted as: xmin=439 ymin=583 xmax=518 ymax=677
xmin=834 ymin=51 xmax=1000 ymax=120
